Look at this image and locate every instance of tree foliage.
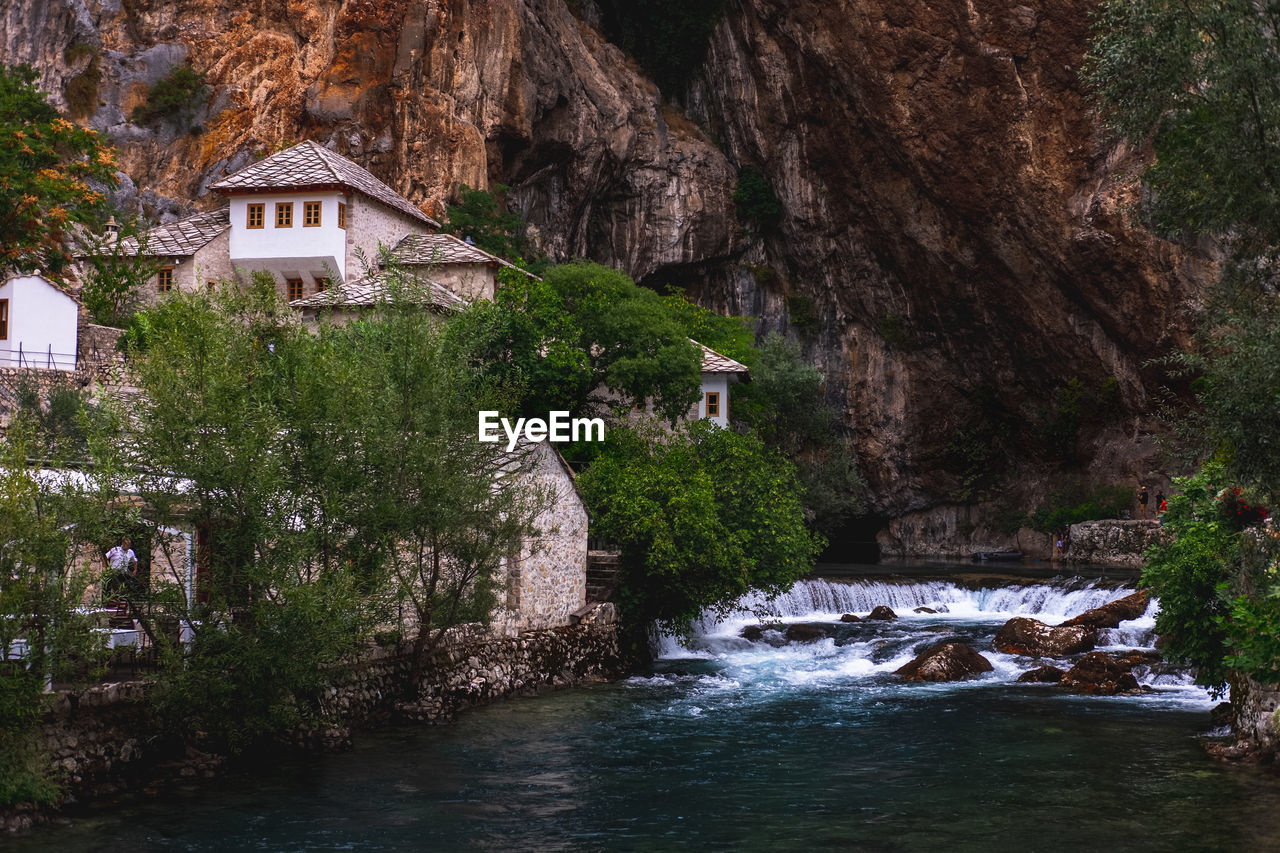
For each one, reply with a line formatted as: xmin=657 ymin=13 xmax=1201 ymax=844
xmin=0 ymin=64 xmax=116 ymax=274
xmin=734 ymin=334 xmax=867 ymax=535
xmin=1086 ymin=0 xmax=1280 ymax=244
xmin=451 ymin=261 xmax=703 ymax=423
xmin=121 ymin=271 xmax=543 ymax=751
xmin=578 ymin=422 xmax=823 ymax=635
xmin=76 ymin=215 xmax=159 ymax=327
xmin=442 ymin=183 xmax=546 ymax=271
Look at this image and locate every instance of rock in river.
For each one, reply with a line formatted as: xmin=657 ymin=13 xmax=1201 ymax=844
xmin=1060 ymin=652 xmax=1140 ymax=695
xmin=866 ymin=606 xmax=897 ymax=621
xmin=1017 ymin=665 xmax=1066 ymax=684
xmin=839 ymin=613 xmax=861 ymax=623
xmin=895 ymin=642 xmax=994 ymax=682
xmin=992 ymin=617 xmax=1096 ymax=657
xmin=784 ymin=624 xmax=829 ymax=643
xmin=1060 ymin=591 xmax=1149 ymax=629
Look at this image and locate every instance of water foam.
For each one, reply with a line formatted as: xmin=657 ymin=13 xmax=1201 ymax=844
xmin=649 ymin=577 xmax=1209 ymax=706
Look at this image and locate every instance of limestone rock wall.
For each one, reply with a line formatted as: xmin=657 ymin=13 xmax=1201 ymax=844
xmin=0 ymin=0 xmax=1217 ymax=521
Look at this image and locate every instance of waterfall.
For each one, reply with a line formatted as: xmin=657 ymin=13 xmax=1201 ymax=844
xmin=715 ymin=577 xmax=1136 ymax=623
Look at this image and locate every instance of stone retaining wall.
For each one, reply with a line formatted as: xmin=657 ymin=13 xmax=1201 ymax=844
xmin=1066 ymin=519 xmax=1168 ymax=569
xmin=6 ymin=604 xmax=622 ymax=833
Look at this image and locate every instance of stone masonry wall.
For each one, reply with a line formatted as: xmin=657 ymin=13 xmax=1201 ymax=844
xmin=492 ymin=444 xmax=589 ymax=636
xmin=344 ymin=196 xmax=428 ymax=280
xmin=6 ymin=604 xmax=621 ymax=832
xmin=1067 ymin=519 xmax=1169 ymax=569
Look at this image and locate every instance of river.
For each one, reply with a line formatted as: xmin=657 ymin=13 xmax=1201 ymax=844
xmin=12 ymin=565 xmax=1280 ymax=851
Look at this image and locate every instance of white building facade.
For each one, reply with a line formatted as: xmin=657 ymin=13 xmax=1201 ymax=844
xmin=0 ymin=274 xmax=79 ymax=371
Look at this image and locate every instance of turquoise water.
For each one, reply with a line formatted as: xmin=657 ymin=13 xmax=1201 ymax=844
xmin=12 ymin=573 xmax=1280 ymax=851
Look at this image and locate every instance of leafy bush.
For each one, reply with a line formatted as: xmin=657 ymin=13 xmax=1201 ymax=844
xmin=131 ymin=64 xmax=208 ymax=127
xmin=733 ymin=166 xmax=783 ymax=226
xmin=1027 ymin=483 xmax=1132 ymax=533
xmin=578 ymin=421 xmax=822 ymax=636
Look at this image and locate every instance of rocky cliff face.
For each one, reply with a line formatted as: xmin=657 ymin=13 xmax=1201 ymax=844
xmin=1 ymin=0 xmax=1213 ymax=520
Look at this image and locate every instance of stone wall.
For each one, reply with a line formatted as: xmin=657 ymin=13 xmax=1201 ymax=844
xmin=344 ymin=196 xmax=428 ymax=280
xmin=1066 ymin=520 xmax=1168 ymax=569
xmin=6 ymin=604 xmax=621 ymax=832
xmin=491 ymin=443 xmax=589 ymax=636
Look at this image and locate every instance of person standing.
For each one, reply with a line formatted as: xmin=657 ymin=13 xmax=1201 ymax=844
xmin=104 ymin=537 xmax=139 ymax=599
xmin=1138 ymin=485 xmax=1149 ymax=519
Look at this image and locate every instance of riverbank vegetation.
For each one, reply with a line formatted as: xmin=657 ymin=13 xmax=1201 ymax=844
xmin=1088 ymin=0 xmax=1280 ymax=695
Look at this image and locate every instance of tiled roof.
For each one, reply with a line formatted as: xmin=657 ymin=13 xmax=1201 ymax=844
xmin=117 ymin=208 xmax=230 ymax=257
xmin=391 ymin=233 xmax=532 ymax=275
xmin=289 ymin=273 xmax=466 ymax=312
xmin=211 ymin=140 xmax=440 ymax=228
xmin=697 ymin=342 xmax=750 ymax=374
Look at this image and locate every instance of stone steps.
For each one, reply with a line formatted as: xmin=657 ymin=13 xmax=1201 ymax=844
xmin=586 ymin=550 xmax=620 ymax=603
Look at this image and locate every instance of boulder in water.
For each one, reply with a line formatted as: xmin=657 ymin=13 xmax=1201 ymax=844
xmin=895 ymin=642 xmax=994 ymax=682
xmin=1210 ymin=702 xmax=1235 ymax=729
xmin=1061 ymin=591 xmax=1149 ymax=629
xmin=839 ymin=613 xmax=861 ymax=623
xmin=784 ymin=623 xmax=828 ymax=643
xmin=913 ymin=606 xmax=938 ymax=614
xmin=866 ymin=605 xmax=897 ymax=621
xmin=1060 ymin=652 xmax=1141 ymax=695
xmin=992 ymin=617 xmax=1096 ymax=657
xmin=741 ymin=623 xmax=781 ymax=642
xmin=935 ymin=605 xmax=950 ymax=613
xmin=1111 ymin=649 xmax=1163 ymax=668
xmin=1017 ymin=665 xmax=1066 ymax=684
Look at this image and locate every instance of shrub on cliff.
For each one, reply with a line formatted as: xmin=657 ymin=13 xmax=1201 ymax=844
xmin=578 ymin=422 xmax=823 ymax=637
xmin=130 ymin=64 xmax=208 ymax=129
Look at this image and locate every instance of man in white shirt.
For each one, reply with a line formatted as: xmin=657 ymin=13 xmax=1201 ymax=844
xmin=104 ymin=538 xmax=139 ymax=600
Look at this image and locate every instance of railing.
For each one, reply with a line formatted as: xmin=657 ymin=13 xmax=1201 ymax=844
xmin=2 ymin=343 xmax=79 ymax=372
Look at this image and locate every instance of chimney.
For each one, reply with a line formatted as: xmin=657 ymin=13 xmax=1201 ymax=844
xmin=104 ymin=215 xmax=119 ymax=246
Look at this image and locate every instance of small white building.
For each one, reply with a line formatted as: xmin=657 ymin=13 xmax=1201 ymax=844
xmin=696 ymin=343 xmax=750 ymax=427
xmin=0 ymin=274 xmax=79 ymax=371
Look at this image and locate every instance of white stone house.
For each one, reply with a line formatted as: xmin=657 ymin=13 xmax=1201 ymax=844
xmin=209 ymin=140 xmax=441 ymax=300
xmin=0 ymin=274 xmax=80 ymax=371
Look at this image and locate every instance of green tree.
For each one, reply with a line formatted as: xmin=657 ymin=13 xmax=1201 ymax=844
xmin=0 ymin=64 xmax=116 ymax=274
xmin=76 ymin=215 xmax=160 ymax=327
xmin=734 ymin=334 xmax=867 ymax=535
xmin=451 ymin=261 xmax=703 ymax=423
xmin=442 ymin=183 xmax=547 ymax=272
xmin=578 ymin=422 xmax=823 ymax=636
xmin=122 ymin=270 xmax=544 ymax=749
xmin=0 ymin=420 xmax=122 ymax=804
xmin=1086 ymin=0 xmax=1280 ymax=244
xmin=660 ymin=290 xmax=756 ymax=366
